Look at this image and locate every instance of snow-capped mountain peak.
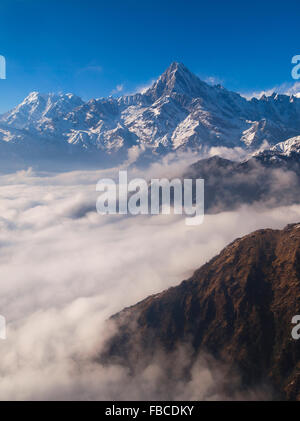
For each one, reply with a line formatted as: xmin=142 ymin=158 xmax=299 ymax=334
xmin=1 ymin=92 xmax=84 ymax=130
xmin=269 ymin=136 xmax=300 ymax=156
xmin=145 ymin=62 xmax=213 ymax=99
xmin=146 ymin=61 xmax=209 ymax=100
xmin=253 ymin=135 xmax=300 ymax=165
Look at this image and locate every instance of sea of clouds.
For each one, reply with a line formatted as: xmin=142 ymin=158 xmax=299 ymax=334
xmin=0 ymin=160 xmax=300 ymax=400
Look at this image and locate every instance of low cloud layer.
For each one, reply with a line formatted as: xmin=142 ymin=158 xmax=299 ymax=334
xmin=0 ymin=167 xmax=300 ymax=400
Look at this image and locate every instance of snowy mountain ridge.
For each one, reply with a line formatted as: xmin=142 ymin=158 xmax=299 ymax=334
xmin=1 ymin=62 xmax=300 ymax=162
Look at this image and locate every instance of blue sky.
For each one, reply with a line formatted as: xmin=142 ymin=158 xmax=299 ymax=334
xmin=0 ymin=0 xmax=299 ymax=112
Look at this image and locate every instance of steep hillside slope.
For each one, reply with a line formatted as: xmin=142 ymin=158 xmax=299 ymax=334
xmin=104 ymin=224 xmax=300 ymax=400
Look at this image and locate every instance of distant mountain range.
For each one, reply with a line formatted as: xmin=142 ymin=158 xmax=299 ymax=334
xmin=103 ymin=223 xmax=300 ymax=400
xmin=1 ymin=62 xmax=300 ymax=165
xmin=144 ymin=136 xmax=300 ymax=215
xmin=255 ymin=135 xmax=300 ymax=159
xmin=181 ymin=142 xmax=300 ymax=213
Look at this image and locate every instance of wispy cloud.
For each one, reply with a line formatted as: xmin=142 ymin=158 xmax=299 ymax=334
xmin=111 ymin=84 xmax=124 ymax=95
xmin=204 ymin=75 xmax=224 ymax=86
xmin=133 ymin=79 xmax=156 ymax=94
xmin=77 ymin=65 xmax=103 ymax=75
